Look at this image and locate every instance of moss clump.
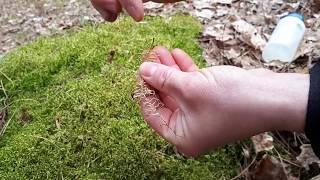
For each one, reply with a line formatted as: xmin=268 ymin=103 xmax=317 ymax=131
xmin=0 ymin=16 xmax=241 ymax=179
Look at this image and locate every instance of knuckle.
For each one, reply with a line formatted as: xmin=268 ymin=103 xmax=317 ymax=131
xmin=178 ymin=73 xmax=201 ymax=100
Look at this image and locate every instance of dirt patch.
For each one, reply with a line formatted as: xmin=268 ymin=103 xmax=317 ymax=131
xmin=19 ymin=107 xmax=32 ymax=125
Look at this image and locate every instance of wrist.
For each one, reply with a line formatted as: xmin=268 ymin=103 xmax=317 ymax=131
xmin=254 ymin=72 xmax=309 ymax=133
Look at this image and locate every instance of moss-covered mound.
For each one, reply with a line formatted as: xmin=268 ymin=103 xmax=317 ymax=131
xmin=0 ymin=16 xmax=240 ymax=179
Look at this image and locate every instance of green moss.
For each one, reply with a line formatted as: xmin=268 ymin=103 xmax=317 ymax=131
xmin=0 ymin=16 xmax=241 ymax=179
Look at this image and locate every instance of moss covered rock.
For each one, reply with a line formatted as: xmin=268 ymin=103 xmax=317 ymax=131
xmin=0 ymin=16 xmax=240 ymax=179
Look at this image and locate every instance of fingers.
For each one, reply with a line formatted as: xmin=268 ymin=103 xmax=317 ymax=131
xmin=119 ymin=0 xmax=144 ymax=21
xmin=91 ymin=0 xmax=144 ymax=22
xmin=91 ymin=0 xmax=121 ymax=22
xmin=172 ymin=48 xmax=198 ymax=72
xmin=143 ymin=47 xmax=197 ymax=105
xmin=151 ymin=47 xmax=198 ymax=72
xmin=139 ymin=62 xmax=185 ymax=97
xmin=153 ymin=46 xmax=180 ymax=70
xmin=152 ymin=47 xmax=180 ymax=111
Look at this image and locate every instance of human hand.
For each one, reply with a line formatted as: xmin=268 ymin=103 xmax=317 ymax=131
xmin=90 ymin=0 xmax=181 ymax=22
xmin=138 ymin=47 xmax=309 ymax=157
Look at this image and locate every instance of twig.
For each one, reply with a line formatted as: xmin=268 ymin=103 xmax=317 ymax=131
xmin=0 ymin=70 xmax=13 ymax=84
xmin=31 ymin=135 xmax=60 ymax=149
xmin=230 ymin=155 xmax=257 ymax=180
xmin=0 ymin=80 xmax=8 ymax=100
xmin=273 ymin=131 xmax=296 ymax=154
xmin=273 ymin=147 xmax=301 ymax=169
xmin=0 ymin=110 xmax=16 ymax=136
xmin=273 ymin=148 xmax=290 ymax=179
xmin=0 ymin=98 xmax=40 ymax=112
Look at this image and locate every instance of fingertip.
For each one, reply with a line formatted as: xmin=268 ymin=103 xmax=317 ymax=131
xmin=152 ymin=46 xmax=168 ymax=52
xmin=127 ymin=4 xmax=144 ymax=22
xmin=152 ymin=46 xmax=180 ymax=69
xmin=172 ymin=48 xmax=189 ymax=58
xmin=151 ymin=46 xmax=169 ymax=57
xmin=104 ymin=13 xmax=118 ymax=22
xmin=132 ymin=12 xmax=144 ymax=22
xmin=120 ymin=0 xmax=144 ymax=22
xmin=139 ymin=62 xmax=158 ymax=78
xmin=172 ymin=49 xmax=198 ymax=72
xmin=172 ymin=48 xmax=183 ymax=54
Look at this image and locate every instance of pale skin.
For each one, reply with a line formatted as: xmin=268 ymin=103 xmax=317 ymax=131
xmin=91 ymin=1 xmax=310 ymax=157
xmin=91 ymin=0 xmax=182 ymax=22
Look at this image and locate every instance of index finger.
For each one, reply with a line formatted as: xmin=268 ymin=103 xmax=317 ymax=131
xmin=119 ymin=0 xmax=144 ymax=21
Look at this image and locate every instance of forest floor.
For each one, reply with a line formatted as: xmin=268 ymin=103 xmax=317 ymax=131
xmin=1 ymin=0 xmax=320 ymax=179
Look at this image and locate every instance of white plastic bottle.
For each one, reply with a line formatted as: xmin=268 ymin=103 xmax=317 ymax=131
xmin=262 ymin=13 xmax=306 ymax=63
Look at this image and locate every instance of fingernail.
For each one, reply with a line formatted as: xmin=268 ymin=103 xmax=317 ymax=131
xmin=140 ymin=62 xmax=157 ymax=78
xmin=127 ymin=5 xmax=144 ymax=21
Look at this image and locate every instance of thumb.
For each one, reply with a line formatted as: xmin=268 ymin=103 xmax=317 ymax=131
xmin=139 ymin=62 xmax=185 ymax=96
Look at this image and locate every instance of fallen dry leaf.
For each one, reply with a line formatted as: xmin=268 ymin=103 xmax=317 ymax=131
xmin=296 ymin=144 xmax=320 ymax=171
xmin=213 ymin=0 xmax=232 ymax=5
xmin=233 ymin=55 xmax=261 ymax=69
xmin=313 ymin=0 xmax=320 ymax=11
xmin=232 ymin=19 xmax=266 ymax=50
xmin=248 ymin=155 xmax=287 ymax=180
xmin=144 ymin=2 xmax=164 ymax=9
xmin=55 ymin=113 xmax=61 ymax=130
xmin=251 ymin=132 xmax=274 ymax=153
xmin=232 ymin=19 xmax=257 ymax=34
xmin=294 ymin=40 xmax=314 ymax=60
xmin=223 ymin=48 xmax=241 ymax=59
xmin=203 ymin=24 xmax=234 ymax=41
xmin=311 ymin=174 xmax=320 ymax=180
xmin=19 ymin=107 xmax=32 ymax=126
xmin=194 ymin=9 xmax=215 ymax=19
xmin=216 ymin=7 xmax=230 ymax=17
xmin=107 ymin=49 xmax=116 ymax=64
xmin=193 ymin=0 xmax=212 ymax=9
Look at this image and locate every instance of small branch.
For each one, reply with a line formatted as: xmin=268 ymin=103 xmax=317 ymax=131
xmin=230 ymin=155 xmax=257 ymax=180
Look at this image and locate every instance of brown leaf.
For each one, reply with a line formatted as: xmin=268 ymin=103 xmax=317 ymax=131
xmin=249 ymin=155 xmax=287 ymax=180
xmin=294 ymin=40 xmax=314 ymax=60
xmin=251 ymin=132 xmax=274 ymax=153
xmin=296 ymin=144 xmax=320 ymax=171
xmin=144 ymin=2 xmax=164 ymax=10
xmin=19 ymin=107 xmax=32 ymax=126
xmin=55 ymin=113 xmax=61 ymax=130
xmin=213 ymin=0 xmax=232 ymax=5
xmin=311 ymin=174 xmax=320 ymax=180
xmin=223 ymin=48 xmax=241 ymax=60
xmin=313 ymin=0 xmax=320 ymax=11
xmin=203 ymin=24 xmax=234 ymax=42
xmin=231 ymin=19 xmax=266 ymax=51
xmin=107 ymin=50 xmax=116 ymax=64
xmin=193 ymin=0 xmax=212 ymax=9
xmin=194 ymin=9 xmax=215 ymax=19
